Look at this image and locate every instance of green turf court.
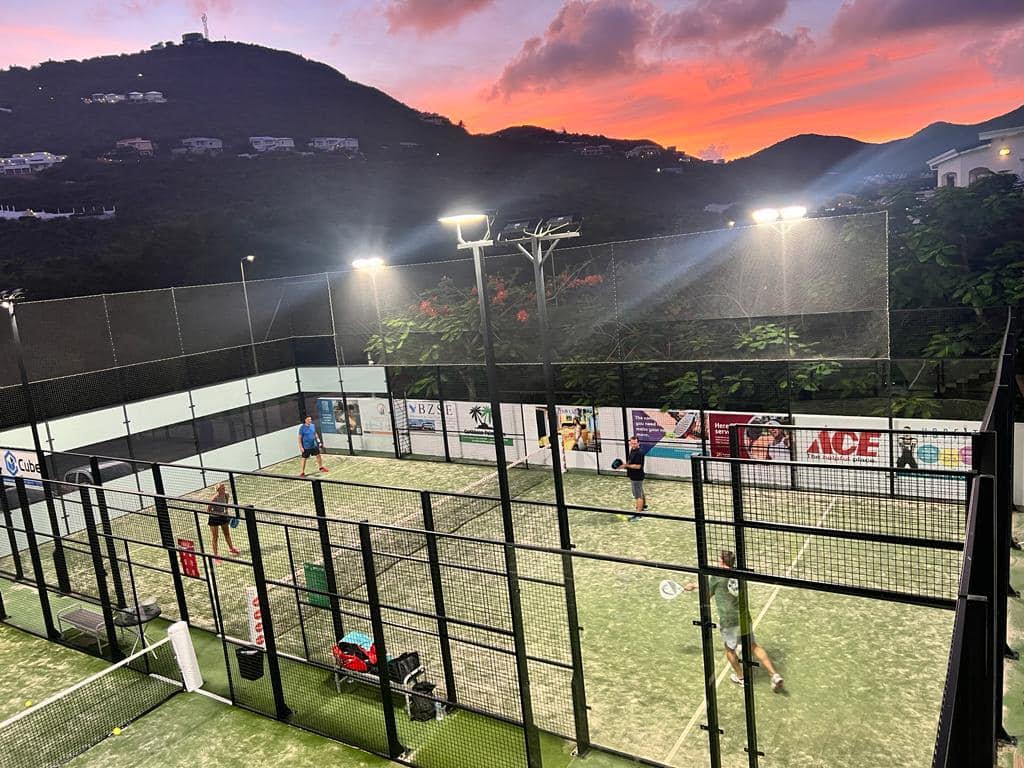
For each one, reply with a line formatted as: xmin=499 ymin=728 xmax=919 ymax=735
xmin=0 ymin=452 xmax=963 ymax=767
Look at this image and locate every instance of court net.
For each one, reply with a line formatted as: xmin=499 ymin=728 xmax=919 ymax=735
xmin=0 ymin=634 xmax=183 ymax=768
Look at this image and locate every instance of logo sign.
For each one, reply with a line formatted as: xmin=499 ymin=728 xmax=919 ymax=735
xmin=177 ymin=538 xmax=200 ymax=578
xmin=805 ymin=430 xmax=882 ymax=464
xmin=1 ymin=449 xmax=43 ymax=488
xmin=630 ymin=409 xmax=703 ymax=460
xmin=246 ymin=586 xmax=266 ymax=649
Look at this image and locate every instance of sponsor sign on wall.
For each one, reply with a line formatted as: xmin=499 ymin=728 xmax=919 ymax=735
xmin=538 ymin=406 xmax=601 ymax=452
xmin=246 ymin=585 xmax=266 ymax=650
xmin=707 ymin=413 xmax=792 ymax=459
xmin=316 ymin=398 xmax=363 ymax=435
xmin=455 ymin=402 xmax=513 ymax=446
xmin=630 ymin=409 xmax=703 ymax=460
xmin=177 ymin=538 xmax=200 ymax=578
xmin=1 ymin=448 xmax=42 ymax=488
xmin=406 ymin=399 xmax=455 ymax=432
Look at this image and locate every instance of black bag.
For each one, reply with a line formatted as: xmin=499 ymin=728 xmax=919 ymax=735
xmin=236 ymin=646 xmax=264 ymax=681
xmin=409 ymin=681 xmax=436 ymax=722
xmin=388 ymin=651 xmax=421 ymax=683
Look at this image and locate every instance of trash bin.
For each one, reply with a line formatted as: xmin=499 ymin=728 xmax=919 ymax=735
xmin=236 ymin=646 xmax=264 ymax=681
xmin=409 ymin=681 xmax=436 ymax=722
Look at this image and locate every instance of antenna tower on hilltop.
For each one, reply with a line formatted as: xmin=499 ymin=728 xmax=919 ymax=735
xmin=202 ymin=13 xmax=210 ymax=40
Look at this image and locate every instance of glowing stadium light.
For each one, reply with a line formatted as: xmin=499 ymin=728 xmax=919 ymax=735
xmin=497 ymin=214 xmax=581 ymax=244
xmin=352 ymin=256 xmax=385 ymax=270
xmin=780 ymin=205 xmax=807 ymax=221
xmin=752 ymin=208 xmax=780 ymax=224
xmin=999 ymin=147 xmax=1012 ymax=157
xmin=244 ymin=254 xmax=255 ymax=263
xmin=439 ymin=212 xmax=494 ymax=249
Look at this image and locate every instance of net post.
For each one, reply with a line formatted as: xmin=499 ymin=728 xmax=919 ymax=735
xmin=78 ymin=486 xmax=122 ymax=660
xmin=151 ymin=464 xmax=190 ymax=625
xmin=691 ymin=455 xmax=723 ymax=768
xmin=89 ymin=456 xmax=125 ymax=607
xmin=15 ymin=477 xmax=59 ymax=639
xmin=168 ymin=621 xmax=204 ymax=692
xmin=436 ymin=366 xmax=452 ymax=462
xmin=0 ymin=483 xmax=24 ymax=580
xmin=311 ymin=480 xmax=345 ymax=641
xmin=357 ymin=521 xmax=405 ymax=759
xmin=420 ymin=491 xmax=458 ymax=706
xmin=243 ymin=505 xmax=292 ymax=721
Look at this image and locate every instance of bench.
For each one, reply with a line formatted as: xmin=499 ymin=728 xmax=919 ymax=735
xmin=332 ymin=632 xmax=430 ymax=720
xmin=56 ymin=606 xmax=109 ymax=654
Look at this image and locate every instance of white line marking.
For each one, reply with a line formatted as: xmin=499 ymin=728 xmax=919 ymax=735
xmin=663 ymin=498 xmax=837 ymax=765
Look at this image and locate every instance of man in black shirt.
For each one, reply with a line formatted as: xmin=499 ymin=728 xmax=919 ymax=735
xmin=623 ymin=435 xmax=647 ymax=521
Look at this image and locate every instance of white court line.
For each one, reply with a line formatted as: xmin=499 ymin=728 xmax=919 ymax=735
xmin=663 ymin=497 xmax=838 ymax=766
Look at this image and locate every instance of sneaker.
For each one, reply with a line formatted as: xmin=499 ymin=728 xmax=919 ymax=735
xmin=730 ymin=673 xmax=744 ymax=685
xmin=771 ymin=674 xmax=784 ymax=693
xmin=642 ymin=504 xmax=650 ymax=511
xmin=229 ymin=548 xmax=241 ymax=556
xmin=300 ymin=472 xmax=307 ymax=477
xmin=628 ymin=514 xmax=641 ymax=522
xmin=319 ymin=466 xmax=329 ymax=473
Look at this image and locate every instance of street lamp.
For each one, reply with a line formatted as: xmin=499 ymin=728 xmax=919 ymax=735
xmin=752 ymin=204 xmax=808 ymax=359
xmin=240 ymin=255 xmax=258 ymax=374
xmin=496 ymin=213 xmax=591 ymax=752
xmin=352 ymin=257 xmax=386 ymax=364
xmin=1 ymin=288 xmax=70 ymax=595
xmin=438 ymin=211 xmax=543 ymax=764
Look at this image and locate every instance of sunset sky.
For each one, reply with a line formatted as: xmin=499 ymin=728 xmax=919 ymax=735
xmin=3 ymin=0 xmax=1024 ymax=158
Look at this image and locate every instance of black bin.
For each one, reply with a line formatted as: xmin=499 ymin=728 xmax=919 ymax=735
xmin=236 ymin=646 xmax=265 ymax=681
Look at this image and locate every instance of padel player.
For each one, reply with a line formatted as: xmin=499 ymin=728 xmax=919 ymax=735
xmin=896 ymin=427 xmax=918 ymax=470
xmin=207 ymin=482 xmax=240 ymax=563
xmin=686 ymin=550 xmax=784 ymax=692
xmin=623 ymin=435 xmax=647 ymax=520
xmin=298 ymin=415 xmax=329 ymax=476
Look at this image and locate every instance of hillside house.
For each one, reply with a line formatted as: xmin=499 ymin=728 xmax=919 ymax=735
xmin=419 ymin=112 xmax=451 ymax=126
xmin=580 ymin=145 xmax=612 ymax=157
xmin=104 ymin=93 xmax=125 ymax=103
xmin=0 ymin=152 xmax=67 ymax=175
xmin=626 ymin=144 xmax=661 ymax=160
xmin=182 ymin=32 xmax=206 ymax=45
xmin=928 ymin=126 xmax=1024 ymax=188
xmin=144 ymin=91 xmax=166 ymax=103
xmin=127 ymin=91 xmax=144 ymax=102
xmin=309 ymin=137 xmax=359 ymax=153
xmin=181 ymin=137 xmax=223 ymax=154
xmin=249 ymin=136 xmax=295 ymax=152
xmin=116 ymin=137 xmax=155 ymax=156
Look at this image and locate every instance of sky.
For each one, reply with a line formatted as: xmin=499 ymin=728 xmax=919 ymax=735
xmin=2 ymin=0 xmax=1023 ymax=158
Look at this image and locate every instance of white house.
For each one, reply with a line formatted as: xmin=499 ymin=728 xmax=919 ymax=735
xmin=116 ymin=137 xmax=155 ymax=155
xmin=927 ymin=126 xmax=1024 ymax=188
xmin=127 ymin=91 xmax=144 ymax=102
xmin=249 ymin=136 xmax=295 ymax=152
xmin=0 ymin=152 xmax=67 ymax=175
xmin=181 ymin=137 xmax=223 ymax=154
xmin=419 ymin=112 xmax=451 ymax=126
xmin=104 ymin=93 xmax=125 ymax=103
xmin=309 ymin=137 xmax=359 ymax=153
xmin=143 ymin=91 xmax=166 ymax=103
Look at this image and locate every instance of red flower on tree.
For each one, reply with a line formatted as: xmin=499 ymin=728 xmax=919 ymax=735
xmin=516 ymin=309 xmax=529 ymax=324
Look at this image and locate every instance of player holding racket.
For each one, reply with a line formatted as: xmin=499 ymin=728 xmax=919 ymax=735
xmin=623 ymin=435 xmax=647 ymax=521
xmin=207 ymin=482 xmax=240 ymax=563
xmin=298 ymin=415 xmax=329 ymax=476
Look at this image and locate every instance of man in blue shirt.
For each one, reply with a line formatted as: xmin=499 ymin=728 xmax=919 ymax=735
xmin=298 ymin=416 xmax=328 ymax=476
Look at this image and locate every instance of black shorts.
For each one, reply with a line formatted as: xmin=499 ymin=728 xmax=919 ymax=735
xmin=302 ymin=446 xmax=320 ymax=458
xmin=207 ymin=515 xmax=232 ymax=527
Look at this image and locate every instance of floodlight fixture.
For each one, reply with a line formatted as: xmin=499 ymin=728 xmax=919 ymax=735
xmin=752 ymin=207 xmax=780 ymax=224
xmin=780 ymin=205 xmax=807 ymax=221
xmin=352 ymin=256 xmax=385 ymax=270
xmin=999 ymin=147 xmax=1012 ymax=157
xmin=244 ymin=254 xmax=255 ymax=263
xmin=438 ymin=212 xmax=494 ymax=249
xmin=0 ymin=288 xmax=25 ymax=312
xmin=497 ymin=214 xmax=582 ymax=245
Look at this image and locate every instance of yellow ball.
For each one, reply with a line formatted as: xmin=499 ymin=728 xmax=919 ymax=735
xmin=112 ymin=727 xmax=122 ymax=736
xmin=24 ymin=701 xmax=32 ymax=708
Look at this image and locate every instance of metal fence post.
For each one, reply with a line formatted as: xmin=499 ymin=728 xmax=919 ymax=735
xmin=503 ymin=539 xmax=544 ymax=768
xmin=14 ymin=477 xmax=58 ymax=639
xmin=384 ymin=367 xmax=402 ymax=459
xmin=421 ymin=491 xmax=457 ymax=705
xmin=151 ymin=464 xmax=190 ymax=625
xmin=436 ymin=366 xmax=452 ymax=462
xmin=0 ymin=486 xmax=24 ymax=580
xmin=78 ymin=487 xmax=122 ymax=660
xmin=358 ymin=522 xmax=405 ymax=759
xmin=691 ymin=456 xmax=722 ymax=768
xmin=89 ymin=456 xmax=125 ymax=607
xmin=311 ymin=480 xmax=345 ymax=641
xmin=243 ymin=505 xmax=292 ymax=721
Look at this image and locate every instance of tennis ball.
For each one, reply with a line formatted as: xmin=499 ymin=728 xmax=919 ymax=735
xmin=112 ymin=727 xmax=122 ymax=736
xmin=24 ymin=701 xmax=32 ymax=708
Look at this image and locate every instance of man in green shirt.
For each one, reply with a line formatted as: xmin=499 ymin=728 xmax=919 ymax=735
xmin=698 ymin=550 xmax=784 ymax=692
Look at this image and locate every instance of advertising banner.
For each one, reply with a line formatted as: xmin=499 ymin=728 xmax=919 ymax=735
xmin=707 ymin=413 xmax=792 ymax=458
xmin=1 ymin=448 xmax=42 ymax=489
xmin=455 ymin=402 xmax=513 ymax=446
xmin=538 ymin=406 xmax=601 ymax=452
xmin=630 ymin=409 xmax=703 ymax=460
xmin=406 ymin=399 xmax=455 ymax=432
xmin=315 ymin=398 xmax=363 ymax=436
xmin=245 ymin=585 xmax=266 ymax=650
xmin=177 ymin=538 xmax=200 ymax=579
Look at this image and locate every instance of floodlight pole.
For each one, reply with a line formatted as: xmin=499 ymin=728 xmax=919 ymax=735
xmin=465 ymin=236 xmax=544 ymax=768
xmin=516 ymin=234 xmax=591 ymax=755
xmin=240 ymin=257 xmax=259 ymax=374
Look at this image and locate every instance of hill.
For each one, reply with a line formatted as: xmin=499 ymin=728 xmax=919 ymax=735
xmin=489 ymin=125 xmax=666 ymax=152
xmin=0 ymin=41 xmax=468 ymax=156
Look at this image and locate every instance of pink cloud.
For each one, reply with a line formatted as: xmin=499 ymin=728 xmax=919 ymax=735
xmin=963 ymin=28 xmax=1024 ymax=76
xmin=661 ymin=0 xmax=787 ymax=45
xmin=384 ymin=0 xmax=495 ymax=35
xmin=491 ymin=0 xmax=656 ymax=97
xmin=832 ymin=0 xmax=1024 ymax=43
xmin=732 ymin=26 xmax=813 ymax=69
